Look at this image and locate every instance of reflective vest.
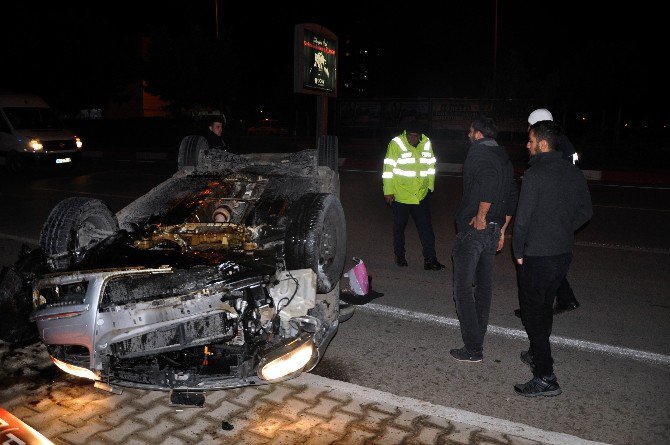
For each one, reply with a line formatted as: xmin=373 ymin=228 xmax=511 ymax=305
xmin=382 ymin=131 xmax=436 ymax=204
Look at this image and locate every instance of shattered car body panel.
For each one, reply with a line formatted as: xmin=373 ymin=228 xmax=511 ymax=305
xmin=1 ymin=144 xmax=346 ymax=394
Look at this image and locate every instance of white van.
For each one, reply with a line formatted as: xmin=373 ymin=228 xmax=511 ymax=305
xmin=0 ymin=93 xmax=83 ymax=171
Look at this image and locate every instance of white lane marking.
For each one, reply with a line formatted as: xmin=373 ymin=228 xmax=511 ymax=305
xmin=575 ymin=241 xmax=670 ymax=254
xmin=299 ymin=373 xmax=608 ymax=445
xmin=358 ymin=303 xmax=670 ymax=366
xmin=29 ymin=187 xmax=137 ymax=200
xmin=0 ymin=233 xmax=39 ymax=246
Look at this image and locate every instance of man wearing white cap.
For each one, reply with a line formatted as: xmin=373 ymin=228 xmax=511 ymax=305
xmin=527 ymin=108 xmax=579 ymax=165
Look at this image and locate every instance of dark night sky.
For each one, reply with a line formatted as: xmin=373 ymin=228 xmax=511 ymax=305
xmin=2 ymin=1 xmax=664 ymax=122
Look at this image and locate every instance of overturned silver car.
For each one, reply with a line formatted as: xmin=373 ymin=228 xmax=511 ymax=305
xmin=0 ymin=136 xmax=346 ymax=400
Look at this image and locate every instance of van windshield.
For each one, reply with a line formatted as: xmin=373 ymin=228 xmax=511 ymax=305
xmin=4 ymin=107 xmax=63 ymax=130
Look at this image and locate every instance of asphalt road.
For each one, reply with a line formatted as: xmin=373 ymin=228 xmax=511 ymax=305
xmin=0 ymin=158 xmax=668 ymax=444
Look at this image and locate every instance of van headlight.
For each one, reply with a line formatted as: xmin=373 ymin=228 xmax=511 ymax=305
xmin=258 ymin=334 xmax=316 ymax=381
xmin=75 ymin=136 xmax=83 ymax=149
xmin=29 ymin=139 xmax=43 ymax=151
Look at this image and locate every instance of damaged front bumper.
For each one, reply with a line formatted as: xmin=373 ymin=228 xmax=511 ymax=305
xmin=29 ymin=265 xmax=338 ymax=392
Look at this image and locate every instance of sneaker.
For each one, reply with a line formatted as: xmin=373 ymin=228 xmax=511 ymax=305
xmin=520 ymin=350 xmax=535 ymax=369
xmin=424 ymin=258 xmax=445 ymax=270
xmin=514 ymin=375 xmax=562 ymax=397
xmin=394 ymin=254 xmax=408 ymax=267
xmin=449 ymin=347 xmax=483 ymax=362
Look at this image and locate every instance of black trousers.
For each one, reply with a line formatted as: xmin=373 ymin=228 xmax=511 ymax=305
xmin=518 ymin=253 xmax=572 ymax=377
xmin=391 ymin=196 xmax=436 ymax=261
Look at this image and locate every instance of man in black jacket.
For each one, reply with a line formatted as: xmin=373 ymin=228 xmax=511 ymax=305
xmin=522 ymin=108 xmax=581 ymax=315
xmin=204 ymin=115 xmax=227 ymax=150
xmin=450 ymin=115 xmax=517 ymax=362
xmin=513 ymin=121 xmax=592 ymax=397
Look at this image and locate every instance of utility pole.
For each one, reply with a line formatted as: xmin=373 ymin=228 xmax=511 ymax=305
xmin=215 ymin=0 xmax=220 ymax=39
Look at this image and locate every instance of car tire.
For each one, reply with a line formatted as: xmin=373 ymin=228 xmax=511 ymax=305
xmin=39 ymin=197 xmax=119 ymax=270
xmin=285 ymin=193 xmax=346 ymax=294
xmin=178 ymin=135 xmax=208 ymax=170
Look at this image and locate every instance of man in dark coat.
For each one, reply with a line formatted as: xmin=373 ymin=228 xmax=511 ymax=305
xmin=450 ymin=115 xmax=517 ymax=362
xmin=513 ymin=120 xmax=593 ymax=397
xmin=204 ymin=115 xmax=227 ymax=150
xmin=516 ymin=108 xmax=581 ymax=316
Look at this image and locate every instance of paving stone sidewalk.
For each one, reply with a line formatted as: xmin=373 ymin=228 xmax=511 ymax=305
xmin=1 ymin=341 xmax=602 ymax=445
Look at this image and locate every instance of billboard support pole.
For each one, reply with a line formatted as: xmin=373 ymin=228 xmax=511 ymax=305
xmin=294 ymin=23 xmax=337 ymax=144
xmin=316 ymin=95 xmax=328 ymax=139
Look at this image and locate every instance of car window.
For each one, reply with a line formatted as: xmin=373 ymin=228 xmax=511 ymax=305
xmin=3 ymin=107 xmax=63 ymax=130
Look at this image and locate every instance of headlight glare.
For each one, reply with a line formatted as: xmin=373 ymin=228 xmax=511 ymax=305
xmin=29 ymin=139 xmax=43 ymax=151
xmin=258 ymin=335 xmax=315 ymax=381
xmin=75 ymin=136 xmax=83 ymax=149
xmin=51 ymin=356 xmax=99 ymax=380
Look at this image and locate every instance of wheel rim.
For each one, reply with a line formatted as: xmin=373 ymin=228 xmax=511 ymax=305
xmin=76 ymin=216 xmax=113 ymax=249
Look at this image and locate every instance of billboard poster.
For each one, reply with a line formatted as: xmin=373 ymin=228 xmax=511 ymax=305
xmin=303 ymin=29 xmax=337 ymax=94
xmin=382 ymin=101 xmax=430 ymax=128
xmin=338 ymin=100 xmax=381 ymax=126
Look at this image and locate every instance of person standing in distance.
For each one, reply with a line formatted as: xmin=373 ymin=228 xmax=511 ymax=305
xmin=204 ymin=115 xmax=228 ymax=150
xmin=528 ymin=108 xmax=578 ymax=165
xmin=513 ymin=120 xmax=592 ymax=396
xmin=450 ymin=115 xmax=517 ymax=362
xmin=382 ymin=120 xmax=445 ymax=271
xmin=519 ymin=108 xmax=581 ymax=315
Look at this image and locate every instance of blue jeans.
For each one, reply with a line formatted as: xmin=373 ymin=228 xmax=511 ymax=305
xmin=451 ymin=223 xmax=500 ymax=352
xmin=518 ymin=253 xmax=572 ymax=377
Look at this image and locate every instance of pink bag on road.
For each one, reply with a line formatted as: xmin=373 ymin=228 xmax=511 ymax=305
xmin=346 ymin=257 xmax=369 ymax=296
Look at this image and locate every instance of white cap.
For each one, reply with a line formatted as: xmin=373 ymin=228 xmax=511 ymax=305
xmin=528 ymin=108 xmax=553 ymax=125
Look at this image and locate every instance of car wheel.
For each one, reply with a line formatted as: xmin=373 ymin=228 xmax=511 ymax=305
xmin=178 ymin=135 xmax=208 ymax=170
xmin=285 ymin=193 xmax=346 ymax=294
xmin=39 ymin=197 xmax=119 ymax=270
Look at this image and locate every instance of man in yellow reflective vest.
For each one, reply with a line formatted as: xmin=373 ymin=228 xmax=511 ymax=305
xmin=383 ymin=121 xmax=445 ymax=270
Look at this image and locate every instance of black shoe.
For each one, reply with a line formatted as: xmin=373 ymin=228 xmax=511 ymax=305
xmin=554 ymin=300 xmax=580 ymax=315
xmin=424 ymin=258 xmax=445 ymax=271
xmin=514 ymin=308 xmax=521 ymax=318
xmin=514 ymin=375 xmax=562 ymax=397
xmin=394 ymin=255 xmax=408 ymax=267
xmin=449 ymin=347 xmax=483 ymax=363
xmin=520 ymin=350 xmax=535 ymax=369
